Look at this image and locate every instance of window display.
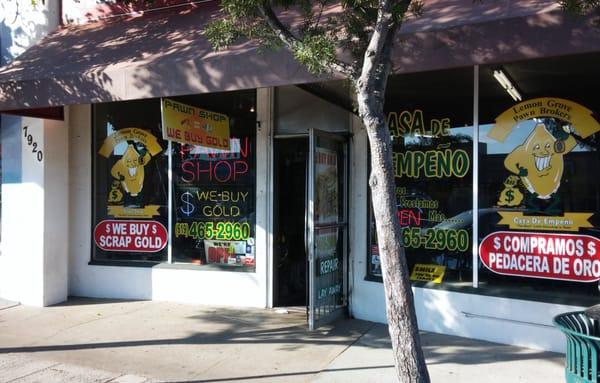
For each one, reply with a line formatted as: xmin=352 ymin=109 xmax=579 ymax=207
xmin=92 ymin=90 xmax=257 ymax=271
xmin=477 ymin=54 xmax=600 ymax=300
xmin=170 ymin=94 xmax=256 ymax=270
xmin=93 ymin=99 xmax=169 ymax=262
xmin=368 ymin=52 xmax=600 ymax=303
xmin=368 ymin=68 xmax=474 ymax=284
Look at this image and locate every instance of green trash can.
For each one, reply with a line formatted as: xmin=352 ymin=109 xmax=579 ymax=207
xmin=554 ymin=311 xmax=600 ymax=383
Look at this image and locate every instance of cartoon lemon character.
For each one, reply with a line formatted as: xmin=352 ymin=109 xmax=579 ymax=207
xmin=504 ymin=123 xmax=576 ymax=200
xmin=111 ymin=144 xmax=151 ymax=197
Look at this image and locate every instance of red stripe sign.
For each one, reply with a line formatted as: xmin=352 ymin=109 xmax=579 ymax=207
xmin=95 ymin=220 xmax=168 ymax=253
xmin=479 ymin=231 xmax=600 ymax=282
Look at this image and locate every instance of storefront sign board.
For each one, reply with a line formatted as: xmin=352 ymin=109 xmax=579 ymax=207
xmin=479 ymin=231 xmax=600 ymax=282
xmin=161 ymin=98 xmax=230 ymax=150
xmin=94 ymin=220 xmax=168 ymax=252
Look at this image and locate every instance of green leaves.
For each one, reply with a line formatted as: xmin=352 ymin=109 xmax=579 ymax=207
xmin=201 ymin=0 xmax=421 ymax=76
xmin=559 ymin=0 xmax=600 ymax=26
xmin=291 ymin=34 xmax=336 ymax=74
xmin=559 ymin=0 xmax=600 ymax=15
xmin=203 ymin=18 xmax=244 ymax=50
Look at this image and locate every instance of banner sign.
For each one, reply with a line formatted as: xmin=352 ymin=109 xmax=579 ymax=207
xmin=107 ymin=205 xmax=161 ymax=219
xmin=161 ymin=98 xmax=230 ymax=150
xmin=488 ymin=98 xmax=600 ymax=142
xmin=94 ymin=220 xmax=168 ymax=252
xmin=410 ymin=264 xmax=446 ymax=283
xmin=98 ymin=128 xmax=163 ymax=158
xmin=479 ymin=231 xmax=600 ymax=282
xmin=498 ymin=212 xmax=593 ymax=232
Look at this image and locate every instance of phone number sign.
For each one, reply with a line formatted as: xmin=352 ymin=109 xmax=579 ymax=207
xmin=95 ymin=220 xmax=167 ymax=252
xmin=479 ymin=231 xmax=600 ymax=282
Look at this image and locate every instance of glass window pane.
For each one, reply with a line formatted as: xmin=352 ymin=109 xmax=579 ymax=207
xmin=477 ymin=53 xmax=600 ymax=303
xmin=93 ymin=99 xmax=169 ymax=262
xmin=171 ymin=91 xmax=257 ymax=271
xmin=368 ymin=67 xmax=474 ymax=286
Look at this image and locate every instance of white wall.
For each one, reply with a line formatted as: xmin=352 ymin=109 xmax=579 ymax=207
xmin=0 ymin=116 xmax=68 ymax=306
xmin=348 ymin=114 xmax=584 ymax=353
xmin=67 ymin=88 xmax=272 ymax=308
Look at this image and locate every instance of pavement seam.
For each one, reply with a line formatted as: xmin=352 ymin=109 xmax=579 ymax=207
xmin=3 ymin=361 xmax=61 ymax=383
xmin=103 ymin=373 xmax=126 ymax=382
xmin=312 ymin=321 xmax=378 ymax=379
xmin=34 ymin=301 xmax=154 ymax=344
xmin=0 ymin=303 xmax=20 ymax=311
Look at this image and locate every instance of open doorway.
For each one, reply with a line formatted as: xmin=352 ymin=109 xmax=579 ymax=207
xmin=273 ymin=137 xmax=308 ymax=308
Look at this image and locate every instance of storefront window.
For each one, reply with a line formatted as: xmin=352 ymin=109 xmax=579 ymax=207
xmin=368 ymin=67 xmax=474 ymax=285
xmin=477 ymin=53 xmax=600 ymax=301
xmin=92 ymin=90 xmax=257 ymax=271
xmin=171 ymin=92 xmax=257 ymax=270
xmin=368 ymin=54 xmax=600 ymax=303
xmin=93 ymin=99 xmax=169 ymax=262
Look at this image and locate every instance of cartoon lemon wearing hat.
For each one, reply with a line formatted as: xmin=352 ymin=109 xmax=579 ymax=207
xmin=504 ymin=123 xmax=576 ymax=199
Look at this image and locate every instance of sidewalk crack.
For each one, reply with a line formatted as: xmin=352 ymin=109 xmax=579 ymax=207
xmin=4 ymin=361 xmax=60 ymax=383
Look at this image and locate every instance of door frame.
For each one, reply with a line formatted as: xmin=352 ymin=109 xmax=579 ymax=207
xmin=307 ymin=128 xmax=349 ymax=330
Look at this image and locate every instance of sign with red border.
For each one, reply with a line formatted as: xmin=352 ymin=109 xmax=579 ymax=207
xmin=479 ymin=231 xmax=600 ymax=282
xmin=94 ymin=220 xmax=168 ymax=253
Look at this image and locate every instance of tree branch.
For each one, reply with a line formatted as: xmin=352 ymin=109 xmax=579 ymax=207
xmin=357 ymin=0 xmax=411 ymax=110
xmin=258 ymin=2 xmax=356 ymax=78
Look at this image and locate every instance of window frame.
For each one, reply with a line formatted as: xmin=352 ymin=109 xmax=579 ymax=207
xmin=90 ymin=92 xmax=259 ymax=272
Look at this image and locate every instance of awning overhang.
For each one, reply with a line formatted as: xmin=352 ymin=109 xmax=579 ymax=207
xmin=1 ymin=0 xmax=599 ymax=112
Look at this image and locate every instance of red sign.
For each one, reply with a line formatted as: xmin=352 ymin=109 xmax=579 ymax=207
xmin=94 ymin=220 xmax=168 ymax=253
xmin=479 ymin=231 xmax=600 ymax=282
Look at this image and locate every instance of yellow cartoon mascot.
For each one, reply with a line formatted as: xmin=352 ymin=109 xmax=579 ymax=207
xmin=504 ymin=121 xmax=576 ymax=212
xmin=111 ymin=144 xmax=151 ymax=199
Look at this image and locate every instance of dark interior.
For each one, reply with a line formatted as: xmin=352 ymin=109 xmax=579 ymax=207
xmin=273 ymin=137 xmax=309 ymax=307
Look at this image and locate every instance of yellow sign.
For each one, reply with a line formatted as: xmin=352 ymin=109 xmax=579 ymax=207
xmin=410 ymin=264 xmax=446 ymax=283
xmin=108 ymin=205 xmax=161 ymax=219
xmin=488 ymin=97 xmax=600 ymax=142
xmin=98 ymin=128 xmax=162 ymax=158
xmin=498 ymin=211 xmax=593 ymax=232
xmin=161 ymin=98 xmax=230 ymax=149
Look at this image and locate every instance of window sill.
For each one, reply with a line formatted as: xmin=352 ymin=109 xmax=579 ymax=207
xmin=364 ymin=275 xmax=598 ymax=308
xmin=88 ymin=260 xmax=256 ymax=273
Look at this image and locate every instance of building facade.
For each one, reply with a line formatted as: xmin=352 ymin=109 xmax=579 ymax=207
xmin=1 ymin=0 xmax=600 ymax=353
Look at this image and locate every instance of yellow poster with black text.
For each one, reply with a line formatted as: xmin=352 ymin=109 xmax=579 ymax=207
xmin=161 ymin=98 xmax=230 ymax=150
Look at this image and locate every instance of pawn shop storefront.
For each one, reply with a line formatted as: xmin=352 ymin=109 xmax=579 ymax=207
xmin=1 ymin=0 xmax=600 ymax=353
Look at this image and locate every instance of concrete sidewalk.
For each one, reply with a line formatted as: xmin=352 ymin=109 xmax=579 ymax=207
xmin=0 ymin=298 xmax=564 ymax=382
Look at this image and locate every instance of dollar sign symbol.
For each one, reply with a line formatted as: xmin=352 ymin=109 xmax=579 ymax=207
xmin=108 ymin=184 xmax=123 ymax=203
xmin=180 ymin=191 xmax=195 ymax=216
xmin=505 ymin=189 xmax=514 ymax=203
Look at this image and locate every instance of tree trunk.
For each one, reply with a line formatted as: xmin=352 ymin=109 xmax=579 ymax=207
xmin=354 ymin=2 xmax=430 ymax=379
xmin=356 ymin=85 xmax=430 ymax=383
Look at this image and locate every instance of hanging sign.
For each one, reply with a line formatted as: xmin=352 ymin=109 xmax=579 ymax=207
xmin=161 ymin=98 xmax=230 ymax=150
xmin=479 ymin=231 xmax=600 ymax=282
xmin=94 ymin=220 xmax=168 ymax=252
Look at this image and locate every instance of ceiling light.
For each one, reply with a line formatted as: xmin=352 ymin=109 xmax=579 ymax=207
xmin=493 ymin=69 xmax=522 ymax=102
